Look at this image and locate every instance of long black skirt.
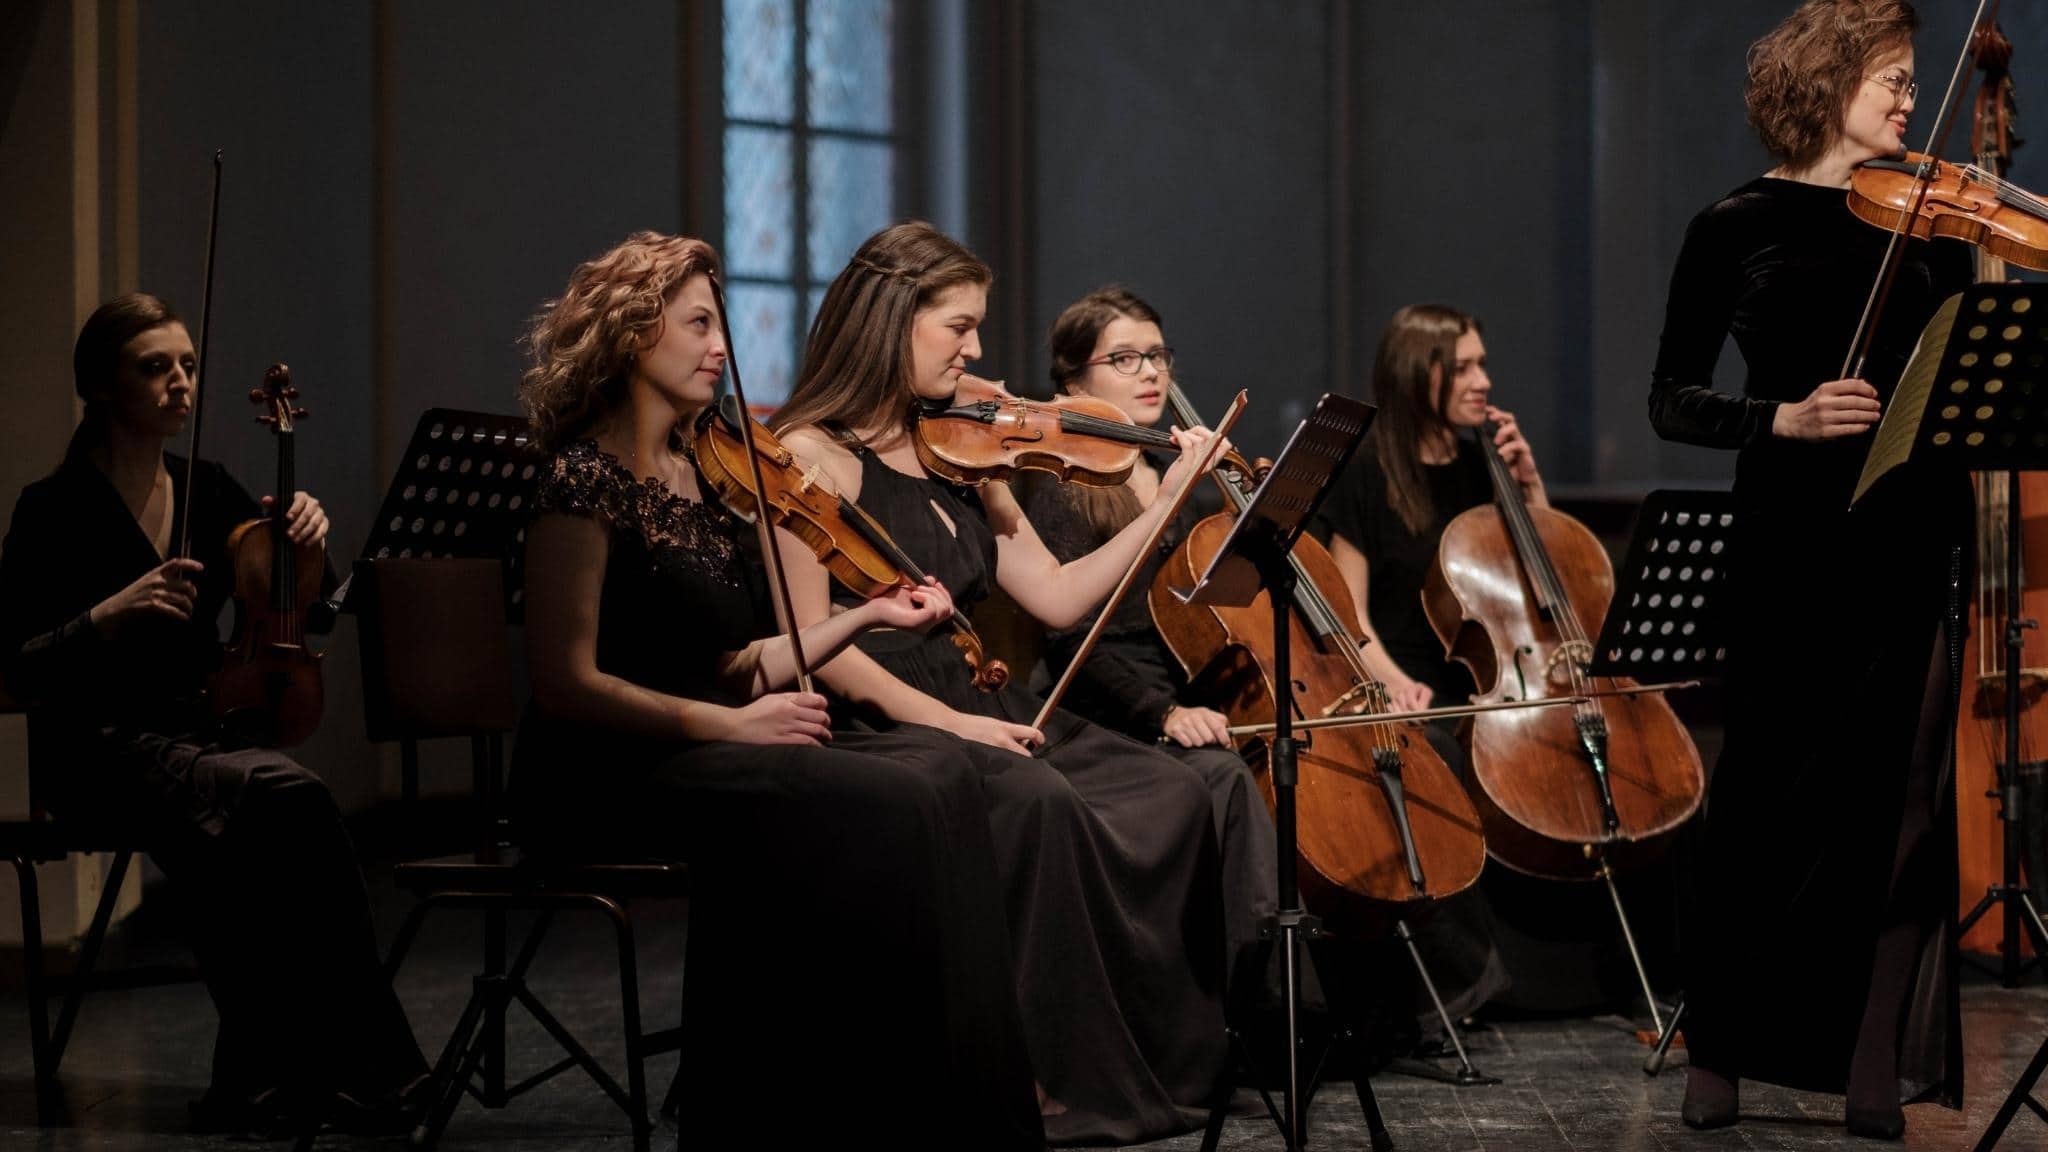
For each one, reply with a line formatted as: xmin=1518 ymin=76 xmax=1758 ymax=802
xmin=513 ymin=720 xmax=1044 ymax=1150
xmin=859 ymin=634 xmax=1232 ymax=1146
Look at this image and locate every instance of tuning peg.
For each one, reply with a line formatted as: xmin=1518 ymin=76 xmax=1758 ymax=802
xmin=248 ymin=387 xmax=266 ymax=402
xmin=292 ymin=406 xmax=311 ymax=419
xmin=283 ymin=386 xmax=299 ymax=399
xmin=256 ymin=413 xmax=278 ymax=425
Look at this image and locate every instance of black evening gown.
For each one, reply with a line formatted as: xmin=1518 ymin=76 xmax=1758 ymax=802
xmin=1649 ymin=177 xmax=1970 ymax=1104
xmin=1017 ymin=465 xmax=1279 ymax=992
xmin=828 ymin=438 xmax=1229 ymax=1145
xmin=506 ymin=442 xmax=1043 ymax=1150
xmin=0 ymin=453 xmax=426 ymax=1116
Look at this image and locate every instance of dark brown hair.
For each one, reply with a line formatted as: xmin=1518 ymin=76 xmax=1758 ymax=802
xmin=519 ymin=231 xmax=721 ymax=452
xmin=772 ymin=221 xmax=992 ymax=441
xmin=1368 ymin=303 xmax=1477 ymax=536
xmin=67 ymin=292 xmax=183 ymax=461
xmin=1045 ymin=285 xmax=1165 ymax=538
xmin=1745 ymin=0 xmax=1917 ymax=170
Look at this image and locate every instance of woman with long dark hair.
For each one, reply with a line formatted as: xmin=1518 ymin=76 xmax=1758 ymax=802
xmin=0 ymin=293 xmax=426 ymax=1136
xmin=772 ymin=222 xmax=1237 ymax=1144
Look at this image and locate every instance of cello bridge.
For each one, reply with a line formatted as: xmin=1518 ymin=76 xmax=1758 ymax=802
xmin=1323 ymin=680 xmax=1384 ymax=719
xmin=1545 ymin=640 xmax=1594 ymax=686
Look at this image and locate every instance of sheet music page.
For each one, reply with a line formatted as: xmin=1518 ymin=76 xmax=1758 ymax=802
xmin=1852 ymin=292 xmax=1961 ymax=506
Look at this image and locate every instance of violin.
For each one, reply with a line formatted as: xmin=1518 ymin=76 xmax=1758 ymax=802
xmin=1423 ymin=423 xmax=1702 ymax=878
xmin=914 ymin=375 xmax=1183 ymax=488
xmin=1147 ymin=383 xmax=1486 ymax=909
xmin=1849 ymin=151 xmax=2048 ymax=272
xmin=692 ymin=398 xmax=1009 ymax=691
xmin=208 ymin=364 xmax=326 ymax=746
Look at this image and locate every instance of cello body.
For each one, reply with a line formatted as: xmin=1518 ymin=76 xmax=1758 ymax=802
xmin=1424 ymin=496 xmax=1703 ymax=881
xmin=1150 ymin=513 xmax=1487 ymax=911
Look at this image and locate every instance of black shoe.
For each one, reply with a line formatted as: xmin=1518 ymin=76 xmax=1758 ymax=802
xmin=1845 ymin=1104 xmax=1905 ymax=1141
xmin=1681 ymin=1067 xmax=1739 ymax=1129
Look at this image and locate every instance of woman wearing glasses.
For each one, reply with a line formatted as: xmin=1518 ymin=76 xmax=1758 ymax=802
xmin=772 ymin=224 xmax=1245 ymax=1144
xmin=1017 ymin=285 xmax=1277 ymax=998
xmin=1648 ymin=0 xmax=1967 ymax=1136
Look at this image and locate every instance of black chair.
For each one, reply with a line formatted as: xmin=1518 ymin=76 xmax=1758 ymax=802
xmin=0 ymin=696 xmax=202 ymax=1125
xmin=356 ymin=558 xmax=687 ymax=1151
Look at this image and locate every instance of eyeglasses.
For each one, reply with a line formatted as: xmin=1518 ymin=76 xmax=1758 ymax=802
xmin=1867 ymin=71 xmax=1918 ymax=103
xmin=1085 ymin=348 xmax=1176 ymax=375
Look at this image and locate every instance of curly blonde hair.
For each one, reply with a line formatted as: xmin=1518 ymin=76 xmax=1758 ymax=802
xmin=1745 ymin=0 xmax=1917 ymax=171
xmin=519 ymin=231 xmax=721 ymax=451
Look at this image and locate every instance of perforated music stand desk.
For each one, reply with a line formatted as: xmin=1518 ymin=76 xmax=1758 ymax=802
xmin=355 ymin=408 xmax=543 ymax=618
xmin=1590 ymin=490 xmax=1737 ymax=682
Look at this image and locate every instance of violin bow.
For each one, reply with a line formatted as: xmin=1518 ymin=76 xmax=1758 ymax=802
xmin=706 ymin=274 xmax=814 ymax=694
xmin=1840 ymin=0 xmax=1999 ymax=379
xmin=175 ymin=150 xmax=224 ymax=561
xmin=1031 ymin=390 xmax=1247 ymax=733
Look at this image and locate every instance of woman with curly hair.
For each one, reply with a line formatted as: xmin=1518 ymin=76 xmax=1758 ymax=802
xmin=1648 ymin=0 xmax=1968 ymax=1136
xmin=510 ymin=231 xmax=1042 ymax=1149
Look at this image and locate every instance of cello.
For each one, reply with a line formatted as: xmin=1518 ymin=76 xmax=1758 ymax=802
xmin=1422 ymin=425 xmax=1703 ymax=880
xmin=1953 ymin=20 xmax=2048 ymax=959
xmin=1148 ymin=383 xmax=1488 ymax=911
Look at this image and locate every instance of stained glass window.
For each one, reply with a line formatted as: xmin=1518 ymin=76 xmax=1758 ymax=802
xmin=723 ymin=0 xmax=896 ymax=407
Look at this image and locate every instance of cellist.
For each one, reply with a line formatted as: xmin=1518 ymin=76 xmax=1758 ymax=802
xmin=1647 ymin=0 xmax=1969 ymax=1136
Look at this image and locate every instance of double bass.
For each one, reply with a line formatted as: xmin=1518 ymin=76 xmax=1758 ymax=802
xmin=1954 ymin=21 xmax=2048 ymax=959
xmin=1148 ymin=384 xmax=1487 ymax=911
xmin=1423 ymin=426 xmax=1703 ymax=879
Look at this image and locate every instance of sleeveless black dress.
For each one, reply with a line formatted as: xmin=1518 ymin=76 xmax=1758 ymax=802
xmin=829 ymin=438 xmax=1229 ymax=1145
xmin=508 ymin=441 xmax=1042 ymax=1150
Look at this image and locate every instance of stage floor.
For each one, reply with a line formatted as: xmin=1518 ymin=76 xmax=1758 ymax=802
xmin=1 ymin=862 xmax=2043 ymax=1151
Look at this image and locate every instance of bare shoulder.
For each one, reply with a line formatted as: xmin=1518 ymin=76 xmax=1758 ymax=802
xmin=777 ymin=425 xmax=863 ymax=499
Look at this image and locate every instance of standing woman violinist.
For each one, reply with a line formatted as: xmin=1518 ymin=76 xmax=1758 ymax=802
xmin=0 ymin=294 xmax=427 ymax=1134
xmin=1648 ymin=0 xmax=1969 ymax=1136
xmin=772 ymin=222 xmax=1236 ymax=1145
xmin=509 ymin=232 xmax=1041 ymax=1150
xmin=1016 ymin=285 xmax=1277 ymax=988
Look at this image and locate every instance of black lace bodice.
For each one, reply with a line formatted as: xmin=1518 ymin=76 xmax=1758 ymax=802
xmin=533 ymin=440 xmax=770 ymax=706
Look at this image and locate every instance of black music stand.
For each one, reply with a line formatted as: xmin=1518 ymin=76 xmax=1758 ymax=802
xmin=353 ymin=408 xmax=544 ymax=619
xmin=1178 ymin=394 xmax=1390 ymax=1152
xmin=1849 ymin=283 xmax=2048 ymax=1150
xmin=1586 ymin=490 xmax=1737 ymax=1076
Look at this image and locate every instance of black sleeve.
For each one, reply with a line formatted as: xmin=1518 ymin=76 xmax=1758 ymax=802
xmin=1017 ymin=474 xmax=1099 ymax=566
xmin=1648 ymin=208 xmax=1781 ymax=448
xmin=1315 ymin=444 xmax=1381 ymax=555
xmin=0 ymin=484 xmax=112 ymax=705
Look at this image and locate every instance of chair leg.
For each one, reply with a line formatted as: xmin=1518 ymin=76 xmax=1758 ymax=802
xmin=14 ymin=854 xmax=55 ymax=1125
xmin=48 ymin=850 xmax=132 ymax=1071
xmin=603 ymin=898 xmax=651 ymax=1151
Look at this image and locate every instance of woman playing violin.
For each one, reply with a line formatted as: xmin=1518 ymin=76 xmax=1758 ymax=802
xmin=1649 ymin=0 xmax=1969 ymax=1135
xmin=771 ymin=222 xmax=1239 ymax=1144
xmin=509 ymin=232 xmax=1041 ymax=1150
xmin=0 ymin=293 xmax=426 ymax=1135
xmin=1017 ymin=284 xmax=1277 ymax=994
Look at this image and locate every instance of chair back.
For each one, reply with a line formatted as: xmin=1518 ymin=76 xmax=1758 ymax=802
xmin=356 ymin=558 xmax=520 ymax=743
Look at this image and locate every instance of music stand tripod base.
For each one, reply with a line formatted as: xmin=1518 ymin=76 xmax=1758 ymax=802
xmin=1178 ymin=394 xmax=1393 ymax=1151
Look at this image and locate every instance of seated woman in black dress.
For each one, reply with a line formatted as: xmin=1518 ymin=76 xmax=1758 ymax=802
xmin=0 ymin=293 xmax=426 ymax=1134
xmin=770 ymin=222 xmax=1238 ymax=1145
xmin=1649 ymin=0 xmax=1967 ymax=1136
xmin=509 ymin=231 xmax=1042 ymax=1150
xmin=1015 ymin=285 xmax=1277 ymax=983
